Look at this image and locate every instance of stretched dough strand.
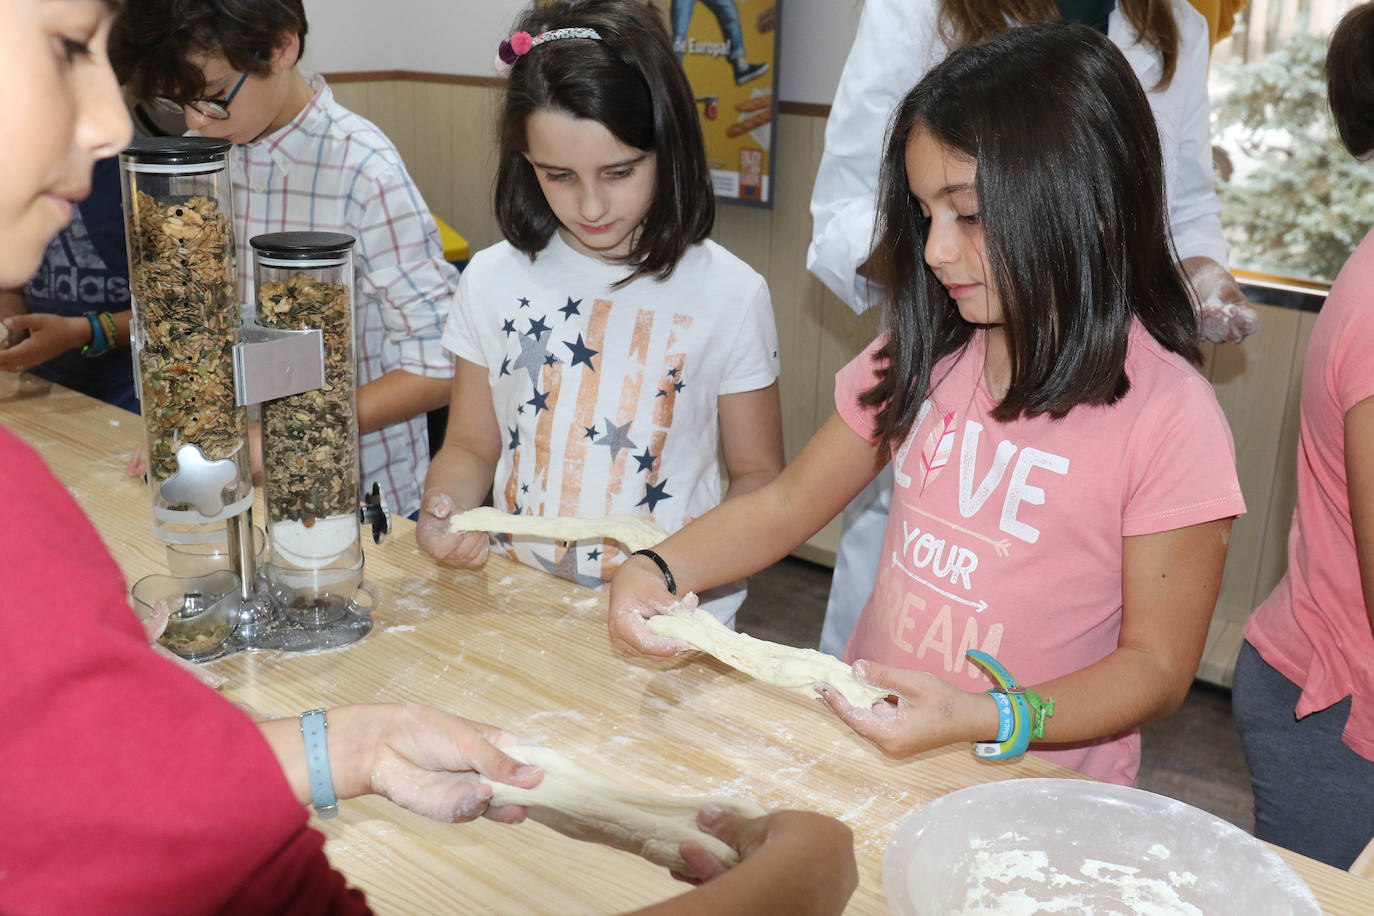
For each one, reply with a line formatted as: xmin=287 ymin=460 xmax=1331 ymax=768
xmin=447 ymin=507 xmax=668 ymax=553
xmin=646 ymin=604 xmax=888 ymax=708
xmin=480 ymin=745 xmax=764 ymax=871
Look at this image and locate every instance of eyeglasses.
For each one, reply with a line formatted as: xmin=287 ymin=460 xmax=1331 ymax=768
xmin=153 ymin=68 xmax=250 ymax=120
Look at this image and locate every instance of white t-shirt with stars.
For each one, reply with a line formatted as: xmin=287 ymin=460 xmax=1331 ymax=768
xmin=442 ymin=232 xmax=780 ymax=625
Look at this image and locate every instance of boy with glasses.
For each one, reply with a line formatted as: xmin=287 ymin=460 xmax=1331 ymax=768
xmin=111 ymin=0 xmax=457 ymax=518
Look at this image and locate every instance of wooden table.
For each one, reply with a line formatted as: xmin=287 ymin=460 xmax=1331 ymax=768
xmin=4 ymin=372 xmax=1372 ymax=914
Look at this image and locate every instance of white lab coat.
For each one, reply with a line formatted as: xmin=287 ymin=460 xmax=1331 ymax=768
xmin=807 ymin=0 xmax=1229 ymax=313
xmin=809 ymin=0 xmax=1229 ymax=656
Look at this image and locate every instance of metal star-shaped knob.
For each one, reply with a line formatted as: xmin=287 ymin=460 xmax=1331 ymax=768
xmin=159 ymin=442 xmax=239 ymax=516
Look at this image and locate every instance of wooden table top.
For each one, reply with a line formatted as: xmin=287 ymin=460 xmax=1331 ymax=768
xmin=4 ymin=371 xmax=1372 ymax=914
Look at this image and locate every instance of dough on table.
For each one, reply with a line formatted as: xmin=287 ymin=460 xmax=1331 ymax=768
xmin=480 ymin=745 xmax=764 ymax=871
xmin=447 ymin=507 xmax=668 ymax=554
xmin=645 ymin=601 xmax=888 ymax=708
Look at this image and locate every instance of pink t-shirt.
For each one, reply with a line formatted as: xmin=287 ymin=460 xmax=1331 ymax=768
xmin=1244 ymin=228 xmax=1374 ymax=761
xmin=835 ymin=323 xmax=1245 ymax=784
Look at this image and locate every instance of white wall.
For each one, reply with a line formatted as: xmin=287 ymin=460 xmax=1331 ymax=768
xmin=301 ymin=0 xmax=860 ymax=106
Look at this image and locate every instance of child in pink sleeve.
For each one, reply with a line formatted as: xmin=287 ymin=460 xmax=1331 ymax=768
xmin=834 ymin=323 xmax=1242 ymax=784
xmin=609 ymin=22 xmax=1243 ymax=785
xmin=1231 ymin=2 xmax=1374 ymax=868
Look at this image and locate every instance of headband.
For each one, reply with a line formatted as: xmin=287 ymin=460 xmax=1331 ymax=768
xmin=495 ymin=27 xmax=604 ymax=76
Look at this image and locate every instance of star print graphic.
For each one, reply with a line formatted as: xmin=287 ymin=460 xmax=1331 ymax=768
xmin=655 ymin=388 xmax=668 ymax=398
xmin=527 ymin=388 xmax=550 ymax=414
xmin=510 ymin=317 xmax=554 ymax=385
xmin=535 ymin=547 xmax=607 ymax=589
xmin=507 ymin=426 xmax=520 ymax=450
xmin=595 ymin=417 xmax=637 ymax=462
xmin=521 ymin=483 xmax=529 ymax=494
xmin=543 ymin=354 xmax=558 ymax=366
xmin=637 ymin=479 xmax=673 ymax=512
xmin=587 ymin=547 xmax=601 ymax=561
xmin=583 ymin=424 xmax=598 ymax=440
xmin=666 ymin=368 xmax=680 ymax=378
xmin=565 ymin=333 xmax=598 ymax=372
xmin=560 ymin=297 xmax=582 ymax=319
xmin=633 ymin=448 xmax=656 ymax=472
xmin=518 ymin=297 xmax=530 ymax=308
xmin=673 ymin=380 xmax=685 ymax=393
xmin=501 ymin=319 xmax=517 ymax=336
xmin=499 ymin=357 xmax=511 ymax=377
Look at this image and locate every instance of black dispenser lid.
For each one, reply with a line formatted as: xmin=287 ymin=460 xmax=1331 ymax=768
xmin=121 ymin=136 xmax=232 ymax=164
xmin=250 ymin=231 xmax=357 ymax=260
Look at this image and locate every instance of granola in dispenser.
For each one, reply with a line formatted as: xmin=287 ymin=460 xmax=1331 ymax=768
xmin=257 ymin=272 xmax=358 ymax=527
xmin=127 ymin=191 xmax=244 ymax=480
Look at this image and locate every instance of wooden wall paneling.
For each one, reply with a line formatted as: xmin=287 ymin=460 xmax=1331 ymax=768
xmin=1207 ymin=302 xmax=1305 ymax=627
xmin=712 ymin=199 xmax=775 ymax=278
xmin=328 ymin=81 xmax=370 ymax=119
xmin=409 ymin=81 xmax=458 ymax=235
xmin=1252 ymin=309 xmax=1319 ymax=604
xmin=450 ymin=84 xmax=502 ymax=253
xmin=763 ymin=114 xmax=827 ymax=465
xmin=366 ymin=81 xmax=419 ymax=172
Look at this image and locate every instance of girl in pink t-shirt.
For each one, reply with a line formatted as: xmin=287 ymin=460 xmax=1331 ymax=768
xmin=1231 ymin=3 xmax=1374 ymax=869
xmin=610 ymin=22 xmax=1244 ymax=785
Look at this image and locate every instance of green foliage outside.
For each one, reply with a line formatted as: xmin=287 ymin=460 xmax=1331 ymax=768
xmin=1212 ymin=32 xmax=1374 ymax=283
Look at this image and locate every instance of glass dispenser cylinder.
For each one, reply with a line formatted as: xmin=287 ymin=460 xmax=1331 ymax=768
xmin=119 ymin=138 xmax=251 ymax=541
xmin=251 ymin=232 xmax=360 ymax=574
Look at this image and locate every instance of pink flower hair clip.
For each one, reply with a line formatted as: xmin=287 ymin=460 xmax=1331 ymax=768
xmin=495 ymin=27 xmax=603 ymax=76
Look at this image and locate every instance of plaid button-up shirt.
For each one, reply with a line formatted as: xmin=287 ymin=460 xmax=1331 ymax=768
xmin=228 ymin=74 xmax=456 ymax=517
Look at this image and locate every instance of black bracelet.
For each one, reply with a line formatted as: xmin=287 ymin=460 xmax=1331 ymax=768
xmin=631 ymin=549 xmax=677 ymax=595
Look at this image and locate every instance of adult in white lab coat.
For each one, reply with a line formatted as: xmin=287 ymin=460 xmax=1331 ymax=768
xmin=808 ymin=0 xmax=1255 ymax=657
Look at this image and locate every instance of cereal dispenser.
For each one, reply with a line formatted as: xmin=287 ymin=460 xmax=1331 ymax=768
xmin=120 ymin=140 xmax=384 ymax=657
xmin=120 ymin=138 xmax=253 ymax=550
xmin=252 ymin=232 xmax=382 ymax=651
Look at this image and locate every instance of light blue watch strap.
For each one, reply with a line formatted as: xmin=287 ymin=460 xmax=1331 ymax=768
xmin=300 ymin=708 xmax=338 ymax=819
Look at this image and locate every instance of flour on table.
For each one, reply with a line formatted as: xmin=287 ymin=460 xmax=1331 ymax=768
xmin=645 ymin=603 xmax=888 ymax=708
xmin=447 ymin=507 xmax=668 ymax=553
xmin=480 ymin=745 xmax=764 ymax=872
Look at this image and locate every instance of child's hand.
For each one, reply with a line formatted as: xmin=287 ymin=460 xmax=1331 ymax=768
xmin=607 ymin=556 xmax=693 ymax=659
xmin=816 ymin=660 xmax=1000 ymax=758
xmin=0 ymin=313 xmax=86 ymax=372
xmin=675 ymin=808 xmax=858 ymax=908
xmin=364 ymin=704 xmax=542 ymax=825
xmin=415 ymin=489 xmax=490 ymax=568
xmin=1181 ymin=257 xmax=1259 ymax=344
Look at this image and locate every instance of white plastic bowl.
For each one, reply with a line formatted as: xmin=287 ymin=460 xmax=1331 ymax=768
xmin=883 ymin=778 xmax=1319 ymax=915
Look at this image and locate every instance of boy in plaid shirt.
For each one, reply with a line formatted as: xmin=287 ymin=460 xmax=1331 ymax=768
xmin=112 ymin=0 xmax=456 ymax=517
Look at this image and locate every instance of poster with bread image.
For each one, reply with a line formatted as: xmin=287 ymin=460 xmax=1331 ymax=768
xmin=655 ymin=0 xmax=780 ymax=206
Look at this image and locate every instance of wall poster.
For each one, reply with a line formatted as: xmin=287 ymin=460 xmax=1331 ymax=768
xmin=669 ymin=0 xmax=780 ymax=207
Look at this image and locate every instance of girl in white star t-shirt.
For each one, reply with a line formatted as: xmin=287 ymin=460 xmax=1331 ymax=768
xmin=416 ymin=0 xmax=782 ymax=628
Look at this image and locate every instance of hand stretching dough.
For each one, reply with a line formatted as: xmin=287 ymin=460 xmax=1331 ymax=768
xmin=481 ymin=745 xmax=765 ymax=871
xmin=447 ymin=507 xmax=668 ymax=553
xmin=646 ymin=602 xmax=888 ymax=708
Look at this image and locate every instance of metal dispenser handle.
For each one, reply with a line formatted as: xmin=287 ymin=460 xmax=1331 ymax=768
xmin=359 ymin=482 xmax=391 ymax=545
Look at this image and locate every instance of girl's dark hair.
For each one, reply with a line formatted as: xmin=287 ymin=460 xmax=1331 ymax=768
xmin=937 ymin=0 xmax=1180 ymax=89
xmin=861 ymin=22 xmax=1200 ymax=455
xmin=1327 ymin=2 xmax=1374 ymax=159
xmin=495 ymin=0 xmax=713 ymax=286
xmin=110 ymin=0 xmax=308 ymax=102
